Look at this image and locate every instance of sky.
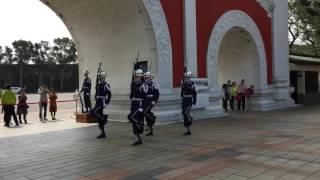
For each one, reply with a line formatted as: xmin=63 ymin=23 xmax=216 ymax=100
xmin=0 ymin=0 xmax=71 ymax=47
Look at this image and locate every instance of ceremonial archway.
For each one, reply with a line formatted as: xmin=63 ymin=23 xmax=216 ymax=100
xmin=207 ymin=10 xmax=268 ymax=91
xmin=41 ymin=0 xmax=173 ymax=93
xmin=218 ymin=27 xmax=260 ymax=88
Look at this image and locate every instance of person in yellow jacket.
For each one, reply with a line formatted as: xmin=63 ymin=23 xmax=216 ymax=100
xmin=1 ymin=85 xmax=19 ymax=127
xmin=230 ymin=82 xmax=238 ymax=111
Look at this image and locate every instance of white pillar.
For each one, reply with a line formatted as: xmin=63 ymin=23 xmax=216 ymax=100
xmin=272 ymin=0 xmax=295 ymax=108
xmin=184 ymin=0 xmax=198 ymax=76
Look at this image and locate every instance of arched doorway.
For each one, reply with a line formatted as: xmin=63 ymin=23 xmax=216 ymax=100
xmin=207 ymin=10 xmax=268 ymax=91
xmin=218 ymin=27 xmax=260 ymax=88
xmin=41 ymin=0 xmax=180 ymax=121
xmin=41 ymin=0 xmax=173 ymax=93
xmin=207 ymin=10 xmax=275 ymax=111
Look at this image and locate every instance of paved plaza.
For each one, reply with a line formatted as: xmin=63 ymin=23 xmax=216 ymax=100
xmin=1 ymin=105 xmax=320 ymax=180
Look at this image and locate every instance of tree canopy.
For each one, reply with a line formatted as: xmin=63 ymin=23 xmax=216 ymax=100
xmin=289 ymin=0 xmax=320 ymax=56
xmin=0 ymin=37 xmax=77 ymax=65
xmin=0 ymin=37 xmax=78 ymax=89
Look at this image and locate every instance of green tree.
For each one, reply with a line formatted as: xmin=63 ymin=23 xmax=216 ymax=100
xmin=0 ymin=46 xmax=4 ymax=63
xmin=289 ymin=1 xmax=304 ymax=48
xmin=2 ymin=46 xmax=16 ymax=84
xmin=12 ymin=40 xmax=35 ymax=87
xmin=32 ymin=41 xmax=52 ymax=86
xmin=289 ymin=0 xmax=320 ymax=55
xmin=52 ymin=37 xmax=77 ymax=91
xmin=299 ymin=0 xmax=320 ymax=16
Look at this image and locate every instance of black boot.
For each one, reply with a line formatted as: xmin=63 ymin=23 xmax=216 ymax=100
xmin=146 ymin=127 xmax=153 ymax=136
xmin=132 ymin=139 xmax=142 ymax=146
xmin=146 ymin=132 xmax=153 ymax=136
xmin=183 ymin=131 xmax=191 ymax=136
xmin=132 ymin=135 xmax=142 ymax=146
xmin=96 ymin=133 xmax=106 ymax=139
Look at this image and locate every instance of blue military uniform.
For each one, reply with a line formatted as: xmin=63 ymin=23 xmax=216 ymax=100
xmin=128 ymin=79 xmax=148 ymax=144
xmin=143 ymin=79 xmax=159 ymax=135
xmin=91 ymin=80 xmax=111 ymax=138
xmin=80 ymin=77 xmax=92 ymax=112
xmin=181 ymin=78 xmax=197 ymax=135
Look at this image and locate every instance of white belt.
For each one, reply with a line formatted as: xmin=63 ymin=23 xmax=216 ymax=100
xmin=96 ymin=96 xmax=106 ymax=99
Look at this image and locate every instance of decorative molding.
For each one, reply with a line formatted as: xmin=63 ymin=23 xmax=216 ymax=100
xmin=256 ymin=0 xmax=274 ymax=17
xmin=143 ymin=0 xmax=173 ymax=89
xmin=207 ymin=10 xmax=268 ymax=91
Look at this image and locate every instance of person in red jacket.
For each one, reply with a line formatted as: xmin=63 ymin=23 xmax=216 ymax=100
xmin=17 ymin=89 xmax=28 ymax=124
xmin=49 ymin=89 xmax=58 ymax=120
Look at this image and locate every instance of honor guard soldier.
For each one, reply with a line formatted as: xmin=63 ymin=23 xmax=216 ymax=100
xmin=91 ymin=71 xmax=112 ymax=139
xmin=80 ymin=70 xmax=92 ymax=112
xmin=181 ymin=71 xmax=197 ymax=136
xmin=143 ymin=72 xmax=159 ymax=136
xmin=128 ymin=69 xmax=148 ymax=146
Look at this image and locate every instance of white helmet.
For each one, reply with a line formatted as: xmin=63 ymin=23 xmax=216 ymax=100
xmin=185 ymin=71 xmax=192 ymax=77
xmin=84 ymin=70 xmax=89 ymax=76
xmin=98 ymin=71 xmax=106 ymax=79
xmin=144 ymin=71 xmax=152 ymax=77
xmin=135 ymin=69 xmax=143 ymax=77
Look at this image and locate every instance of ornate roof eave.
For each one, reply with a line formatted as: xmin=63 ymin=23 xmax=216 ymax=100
xmin=257 ymin=0 xmax=275 ymax=18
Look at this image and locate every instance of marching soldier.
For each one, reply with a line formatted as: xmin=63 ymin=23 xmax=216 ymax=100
xmin=80 ymin=70 xmax=92 ymax=112
xmin=91 ymin=71 xmax=111 ymax=139
xmin=128 ymin=69 xmax=148 ymax=146
xmin=143 ymin=72 xmax=159 ymax=136
xmin=181 ymin=71 xmax=197 ymax=136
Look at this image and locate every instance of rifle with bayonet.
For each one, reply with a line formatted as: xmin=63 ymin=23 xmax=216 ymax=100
xmin=181 ymin=55 xmax=188 ymax=97
xmin=130 ymin=51 xmax=140 ymax=99
xmin=78 ymin=90 xmax=85 ymax=113
xmin=95 ymin=57 xmax=103 ymax=99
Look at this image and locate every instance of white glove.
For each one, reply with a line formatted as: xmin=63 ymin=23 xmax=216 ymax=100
xmin=151 ymin=101 xmax=156 ymax=105
xmin=103 ymin=107 xmax=108 ymax=115
xmin=138 ymin=108 xmax=143 ymax=112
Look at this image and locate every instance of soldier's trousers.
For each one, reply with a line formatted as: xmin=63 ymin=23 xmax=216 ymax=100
xmin=84 ymin=94 xmax=92 ymax=111
xmin=83 ymin=94 xmax=92 ymax=110
xmin=144 ymin=102 xmax=156 ymax=127
xmin=128 ymin=101 xmax=144 ymax=135
xmin=182 ymin=98 xmax=193 ymax=128
xmin=91 ymin=106 xmax=107 ymax=131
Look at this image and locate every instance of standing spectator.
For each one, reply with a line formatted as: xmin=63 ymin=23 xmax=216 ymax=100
xmin=1 ymin=85 xmax=19 ymax=127
xmin=227 ymin=80 xmax=232 ymax=110
xmin=38 ymin=84 xmax=49 ymax=122
xmin=222 ymin=84 xmax=230 ymax=112
xmin=237 ymin=79 xmax=247 ymax=111
xmin=230 ymin=82 xmax=238 ymax=111
xmin=49 ymin=89 xmax=57 ymax=120
xmin=17 ymin=89 xmax=28 ymax=124
xmin=246 ymin=85 xmax=254 ymax=110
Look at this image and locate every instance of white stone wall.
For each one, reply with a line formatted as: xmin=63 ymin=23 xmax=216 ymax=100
xmin=184 ymin=0 xmax=198 ymax=76
xmin=272 ymin=0 xmax=295 ymax=108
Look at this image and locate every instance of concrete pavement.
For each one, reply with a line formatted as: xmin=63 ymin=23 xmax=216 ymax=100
xmin=1 ymin=105 xmax=320 ymax=179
